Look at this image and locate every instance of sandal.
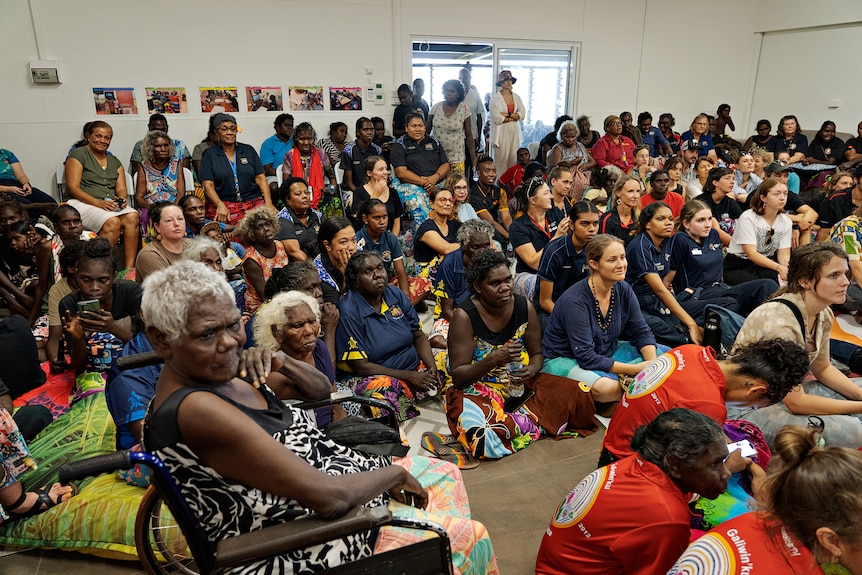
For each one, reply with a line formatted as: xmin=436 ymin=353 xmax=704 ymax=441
xmin=7 ymin=482 xmax=77 ymax=520
xmin=421 ymin=432 xmax=479 ymax=469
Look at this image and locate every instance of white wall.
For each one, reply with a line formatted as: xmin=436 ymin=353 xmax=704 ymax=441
xmin=747 ymin=2 xmax=862 ymax=139
xmin=1 ymin=0 xmax=769 ymax=194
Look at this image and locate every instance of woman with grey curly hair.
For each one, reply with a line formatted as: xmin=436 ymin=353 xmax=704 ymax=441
xmin=537 ymin=408 xmax=731 ymax=575
xmin=239 ymin=206 xmax=289 ymax=318
xmin=134 ymin=130 xmax=185 ymax=232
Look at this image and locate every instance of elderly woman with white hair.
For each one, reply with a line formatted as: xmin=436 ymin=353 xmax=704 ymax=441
xmin=254 ymin=290 xmax=339 ymax=425
xmin=181 ymin=235 xmax=224 ymax=274
xmin=140 ymin=261 xmax=499 ymax=575
xmin=546 ymin=120 xmax=595 ymax=171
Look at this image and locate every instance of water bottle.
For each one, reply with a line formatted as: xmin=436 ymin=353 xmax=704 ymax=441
xmin=703 ymin=310 xmax=721 ymax=355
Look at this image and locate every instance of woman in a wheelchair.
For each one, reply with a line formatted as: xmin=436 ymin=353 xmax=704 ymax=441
xmin=141 ymin=262 xmax=497 ymax=575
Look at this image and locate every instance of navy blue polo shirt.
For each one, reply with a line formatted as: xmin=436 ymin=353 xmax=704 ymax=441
xmin=390 ymin=135 xmax=448 ymax=177
xmin=509 ymin=214 xmax=557 ymax=273
xmin=773 ymin=133 xmax=809 ymax=157
xmin=640 ymin=126 xmax=670 ymax=157
xmin=339 ymin=141 xmax=382 ymax=188
xmin=625 ymin=232 xmax=671 ymax=297
xmin=356 ymin=227 xmax=403 ymax=280
xmin=276 ymin=207 xmax=322 ymax=257
xmin=335 ymin=285 xmax=421 ymax=372
xmin=199 ymin=143 xmax=265 ymax=202
xmin=680 ymin=131 xmax=714 ymax=157
xmin=534 ymin=234 xmax=589 ymax=308
xmin=599 ymin=208 xmax=638 ymax=245
xmin=667 ymin=228 xmax=724 ymax=293
xmin=433 ymin=248 xmax=469 ymax=310
xmin=469 ymin=183 xmax=508 ymax=223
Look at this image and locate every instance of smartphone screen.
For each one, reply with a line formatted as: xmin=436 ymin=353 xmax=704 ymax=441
xmin=727 ymin=440 xmax=757 ymax=458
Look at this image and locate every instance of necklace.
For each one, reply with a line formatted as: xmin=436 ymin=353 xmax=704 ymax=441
xmin=591 ymin=277 xmax=614 ymax=330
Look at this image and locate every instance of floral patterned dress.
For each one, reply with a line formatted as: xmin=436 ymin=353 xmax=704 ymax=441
xmin=445 ymin=295 xmax=541 ymax=459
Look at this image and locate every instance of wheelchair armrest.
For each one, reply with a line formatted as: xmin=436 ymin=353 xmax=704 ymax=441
xmin=214 ymin=505 xmax=391 ymax=570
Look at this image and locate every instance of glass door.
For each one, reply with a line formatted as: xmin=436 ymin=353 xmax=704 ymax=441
xmin=495 ymin=46 xmax=576 ymax=146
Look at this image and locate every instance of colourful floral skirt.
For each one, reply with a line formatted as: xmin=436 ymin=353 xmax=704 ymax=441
xmin=445 ymin=382 xmax=541 ymax=459
xmin=336 ymin=374 xmax=420 ymax=421
xmin=378 ymin=456 xmax=499 ymax=575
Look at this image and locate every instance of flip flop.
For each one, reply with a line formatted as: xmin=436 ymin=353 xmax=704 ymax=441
xmin=8 ymin=482 xmax=78 ymax=520
xmin=421 ymin=432 xmax=479 ymax=469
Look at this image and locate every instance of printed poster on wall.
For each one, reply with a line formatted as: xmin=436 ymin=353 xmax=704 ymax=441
xmin=92 ymin=87 xmax=138 ymax=115
xmin=199 ymin=87 xmax=239 ymax=113
xmin=288 ymin=86 xmax=324 ymax=111
xmin=329 ymin=87 xmax=362 ymax=111
xmin=145 ymin=88 xmax=188 ymax=114
xmin=246 ymin=86 xmax=283 ymax=112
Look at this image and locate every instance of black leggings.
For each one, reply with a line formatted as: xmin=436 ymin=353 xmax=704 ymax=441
xmin=723 ymin=252 xmax=779 ymax=286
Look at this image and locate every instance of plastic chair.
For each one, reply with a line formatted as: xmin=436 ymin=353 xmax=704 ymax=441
xmin=125 ymin=172 xmax=136 ymax=209
xmin=182 ymin=168 xmax=195 ymax=193
xmin=275 ymin=164 xmax=284 ymax=188
xmin=56 ymin=162 xmax=66 ymax=201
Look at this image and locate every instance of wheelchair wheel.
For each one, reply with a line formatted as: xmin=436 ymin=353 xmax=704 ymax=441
xmin=134 ymin=485 xmax=199 ymax=575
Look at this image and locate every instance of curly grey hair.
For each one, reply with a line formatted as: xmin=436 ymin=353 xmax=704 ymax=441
xmin=556 ymin=120 xmax=579 ymax=141
xmin=253 ymin=291 xmax=320 ymax=351
xmin=141 ymin=261 xmax=234 ymax=342
xmin=182 ymin=236 xmax=222 ymax=264
xmin=237 ymin=206 xmax=281 ymax=245
xmin=140 ymin=130 xmax=175 ymax=164
xmin=456 ymin=218 xmax=495 ymax=245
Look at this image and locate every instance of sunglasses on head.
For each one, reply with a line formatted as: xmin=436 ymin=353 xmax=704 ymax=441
xmin=524 ymin=177 xmax=545 ymax=197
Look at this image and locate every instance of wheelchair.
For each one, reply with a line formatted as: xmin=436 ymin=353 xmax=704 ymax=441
xmin=60 ymin=353 xmax=453 ymax=575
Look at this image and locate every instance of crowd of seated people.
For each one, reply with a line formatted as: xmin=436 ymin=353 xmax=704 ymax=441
xmin=7 ymin=98 xmax=862 ymax=574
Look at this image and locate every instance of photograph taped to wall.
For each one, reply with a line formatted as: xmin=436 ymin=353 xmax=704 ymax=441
xmin=146 ymin=88 xmax=188 ymax=114
xmin=200 ymin=87 xmax=239 ymax=113
xmin=93 ymin=87 xmax=138 ymax=116
xmin=288 ymin=86 xmax=324 ymax=111
xmin=246 ymin=86 xmax=283 ymax=112
xmin=329 ymin=87 xmax=362 ymax=111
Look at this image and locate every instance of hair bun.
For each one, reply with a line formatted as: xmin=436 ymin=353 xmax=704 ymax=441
xmin=83 ymin=237 xmax=113 ymax=258
xmin=773 ymin=426 xmax=820 ymax=468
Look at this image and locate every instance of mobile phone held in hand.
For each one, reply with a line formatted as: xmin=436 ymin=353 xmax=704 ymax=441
xmin=77 ymin=299 xmax=101 ymax=315
xmin=727 ymin=439 xmax=757 ymax=458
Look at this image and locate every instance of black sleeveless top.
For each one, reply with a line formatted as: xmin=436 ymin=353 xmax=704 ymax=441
xmin=459 ymin=294 xmax=528 ymax=346
xmin=144 ymin=384 xmax=388 ymax=574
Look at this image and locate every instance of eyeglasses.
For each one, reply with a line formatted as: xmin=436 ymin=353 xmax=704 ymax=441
xmin=453 ymin=184 xmax=469 ymax=191
xmin=219 ymin=126 xmax=238 ymax=133
xmin=608 ymin=121 xmax=622 ymax=127
xmin=436 ymin=197 xmax=454 ymax=204
xmin=764 ymin=227 xmax=775 ymax=246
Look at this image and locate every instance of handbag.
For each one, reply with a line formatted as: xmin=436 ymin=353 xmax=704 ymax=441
xmin=323 ymin=416 xmax=409 ymax=457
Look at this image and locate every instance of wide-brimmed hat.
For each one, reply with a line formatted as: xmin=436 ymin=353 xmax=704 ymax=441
xmin=497 ymin=70 xmax=517 ymax=86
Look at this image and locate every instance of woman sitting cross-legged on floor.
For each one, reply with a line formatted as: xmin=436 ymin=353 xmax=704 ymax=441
xmin=542 ymin=234 xmax=659 ymax=402
xmin=665 ymin=199 xmax=776 ymax=318
xmin=335 ymin=251 xmax=438 ymax=421
xmin=446 ymin=249 xmax=585 ymax=459
xmin=729 ymin=242 xmax=862 ymax=448
xmin=141 ymin=261 xmax=498 ymax=575
xmin=723 ymin=178 xmax=792 ymax=286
